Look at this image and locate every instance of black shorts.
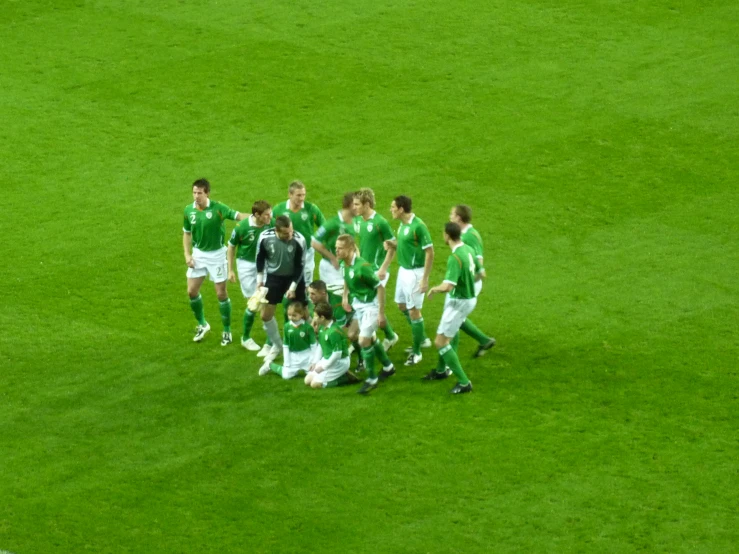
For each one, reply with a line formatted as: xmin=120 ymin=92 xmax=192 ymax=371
xmin=265 ymin=275 xmax=307 ymax=305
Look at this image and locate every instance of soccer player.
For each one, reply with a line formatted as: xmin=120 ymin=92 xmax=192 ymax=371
xmin=450 ymin=205 xmax=496 ymax=357
xmin=259 ymin=302 xmax=317 ymax=379
xmin=387 ymin=195 xmax=434 ymax=366
xmin=336 ymin=234 xmax=396 ymax=395
xmin=227 ymin=200 xmax=274 ymax=352
xmin=183 ymin=178 xmax=246 ymax=345
xmin=311 ymin=192 xmax=356 ymax=290
xmin=255 ymin=215 xmax=308 ymax=360
xmin=308 ymin=279 xmax=350 ymax=327
xmin=272 ymin=181 xmax=325 ymax=286
xmin=304 ymin=302 xmax=358 ymax=389
xmin=425 ymin=222 xmax=482 ymax=394
xmin=352 ymin=188 xmax=399 ymax=352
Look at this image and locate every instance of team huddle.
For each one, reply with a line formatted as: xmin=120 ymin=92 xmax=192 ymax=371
xmin=183 ymin=179 xmax=496 ymax=394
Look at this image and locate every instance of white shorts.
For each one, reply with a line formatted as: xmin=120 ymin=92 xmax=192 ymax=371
xmin=394 ymin=267 xmax=425 ymax=310
xmin=318 ymin=258 xmax=343 ymax=288
xmin=437 ymin=297 xmax=477 ymax=338
xmin=187 ymin=247 xmax=228 ymax=283
xmin=475 ymin=280 xmax=482 ymax=297
xmin=281 ymin=348 xmax=315 ymax=379
xmin=303 ymin=247 xmax=316 ymax=286
xmin=352 ymin=300 xmax=379 ymax=338
xmin=308 ymin=357 xmax=351 ymax=387
xmin=375 ymin=269 xmax=390 ymax=288
xmin=236 ymin=259 xmax=258 ymax=298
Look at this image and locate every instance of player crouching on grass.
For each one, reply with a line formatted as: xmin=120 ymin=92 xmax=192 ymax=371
xmin=336 ymin=234 xmax=396 ymax=395
xmin=259 ymin=302 xmax=317 ymax=379
xmin=425 ymin=222 xmax=483 ymax=394
xmin=304 ymin=302 xmax=359 ymax=389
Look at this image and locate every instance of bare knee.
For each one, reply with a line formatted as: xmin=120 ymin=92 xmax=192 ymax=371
xmin=435 ymin=334 xmax=450 ymax=349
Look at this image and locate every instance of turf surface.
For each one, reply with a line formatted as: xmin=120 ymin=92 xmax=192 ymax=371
xmin=3 ymin=1 xmax=737 ymax=552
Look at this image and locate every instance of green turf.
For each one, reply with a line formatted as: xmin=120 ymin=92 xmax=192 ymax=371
xmin=3 ymin=1 xmax=737 ymax=552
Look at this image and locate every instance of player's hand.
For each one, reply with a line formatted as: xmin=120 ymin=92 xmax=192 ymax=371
xmin=378 ymin=313 xmax=387 ymax=328
xmin=377 ymin=268 xmax=387 ymax=281
xmin=342 ymin=300 xmax=352 ymax=312
xmin=185 ymin=256 xmax=195 ymax=268
xmin=228 ymin=271 xmax=237 ymax=283
xmin=419 ymin=279 xmax=429 ymax=293
xmin=286 ymin=290 xmax=296 ymax=300
xmin=308 ymin=363 xmax=316 ymax=373
xmin=383 ymin=239 xmax=395 ymax=251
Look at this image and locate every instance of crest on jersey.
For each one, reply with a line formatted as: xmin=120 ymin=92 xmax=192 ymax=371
xmin=288 ymin=245 xmax=294 ymax=253
xmin=300 ymin=332 xmax=305 ymax=338
xmin=367 ymin=223 xmax=373 ymax=232
xmin=404 ymin=227 xmax=410 ymax=235
xmin=301 ymin=213 xmax=308 ymax=221
xmin=349 ymin=270 xmax=355 ymax=278
xmin=206 ymin=212 xmax=213 ymax=219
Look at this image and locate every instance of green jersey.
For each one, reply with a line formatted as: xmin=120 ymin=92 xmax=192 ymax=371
xmin=341 ymin=254 xmax=380 ymax=304
xmin=461 ymin=224 xmax=484 ymax=270
xmin=273 ymin=200 xmax=325 ymax=244
xmin=284 ymin=320 xmax=316 ymax=353
xmin=183 ymin=200 xmax=239 ymax=252
xmin=443 ymin=244 xmax=481 ymax=299
xmin=318 ymin=322 xmax=349 ymax=359
xmin=353 ymin=211 xmax=395 ymax=270
xmin=309 ymin=289 xmax=350 ymax=326
xmin=313 ymin=212 xmax=355 ymax=256
xmin=396 ymin=214 xmax=433 ymax=269
xmin=228 ymin=216 xmax=275 ymax=262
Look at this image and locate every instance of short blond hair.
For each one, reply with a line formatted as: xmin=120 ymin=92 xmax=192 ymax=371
xmin=354 ymin=188 xmax=376 ymax=209
xmin=288 ymin=180 xmax=305 ymax=194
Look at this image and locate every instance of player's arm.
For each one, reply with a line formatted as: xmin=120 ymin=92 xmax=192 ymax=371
xmin=428 ymin=256 xmax=456 ymax=299
xmin=255 ymin=235 xmax=267 ymax=287
xmin=183 ymin=231 xmax=194 ymax=268
xmin=227 ymin=244 xmax=237 ymax=283
xmin=287 ymin=239 xmax=305 ymax=299
xmin=342 ymin=282 xmax=351 ymax=313
xmin=377 ymin=284 xmax=387 ymax=327
xmin=420 ymin=245 xmax=434 ymax=293
xmin=311 ymin=237 xmax=339 ymax=270
xmin=236 ymin=212 xmax=247 ymax=221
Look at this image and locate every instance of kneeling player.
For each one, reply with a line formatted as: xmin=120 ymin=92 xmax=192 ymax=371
xmin=304 ymin=302 xmax=358 ymax=389
xmin=259 ymin=302 xmax=316 ymax=379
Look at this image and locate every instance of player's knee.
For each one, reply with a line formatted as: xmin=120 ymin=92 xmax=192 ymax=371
xmin=310 ymin=380 xmax=323 ymax=389
xmin=435 ymin=335 xmax=449 ymax=349
xmin=397 ymin=303 xmax=407 ymax=312
xmin=358 ymin=336 xmax=372 ymax=348
xmin=409 ymin=308 xmax=421 ymax=320
xmin=304 ymin=373 xmax=313 ymax=386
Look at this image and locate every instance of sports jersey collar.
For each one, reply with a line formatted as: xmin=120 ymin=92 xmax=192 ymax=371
xmin=193 ymin=198 xmax=211 ymax=210
xmin=404 ymin=213 xmax=416 ymax=225
xmin=288 ymin=198 xmax=304 ymax=211
xmin=365 ymin=210 xmax=377 ymax=220
xmin=350 ymin=253 xmax=358 ymax=266
xmin=452 ymin=242 xmax=464 ymax=253
xmin=290 ymin=319 xmax=305 ymax=327
xmin=461 ymin=223 xmax=472 ymax=233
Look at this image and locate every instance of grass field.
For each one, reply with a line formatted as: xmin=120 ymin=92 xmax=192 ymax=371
xmin=3 ymin=1 xmax=738 ymax=552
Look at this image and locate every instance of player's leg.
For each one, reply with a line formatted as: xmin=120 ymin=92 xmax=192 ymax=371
xmin=356 ymin=307 xmax=380 ymax=392
xmin=186 ymin=270 xmax=210 ymax=341
xmin=436 ymin=299 xmax=476 ymax=393
xmin=237 ymin=260 xmax=261 ymax=351
xmin=376 ymin=271 xmax=398 ymax=349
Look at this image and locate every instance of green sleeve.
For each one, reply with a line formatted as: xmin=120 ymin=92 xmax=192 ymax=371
xmin=313 ymin=204 xmax=326 ymax=228
xmin=314 ymin=218 xmax=337 ymax=246
xmin=362 ymin=263 xmax=380 ymax=288
xmin=329 ymin=330 xmax=344 ymax=352
xmin=219 ymin=203 xmax=238 ymax=221
xmin=418 ymin=221 xmax=433 ymax=249
xmin=379 ymin=218 xmax=395 ymax=240
xmin=444 ymin=254 xmax=460 ymax=284
xmin=228 ymin=226 xmax=240 ymax=247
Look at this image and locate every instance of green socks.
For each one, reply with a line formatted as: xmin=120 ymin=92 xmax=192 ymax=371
xmin=411 ymin=317 xmax=426 ymax=355
xmin=189 ymin=294 xmax=206 ymax=325
xmin=439 ymin=344 xmax=470 ymax=385
xmin=401 ymin=309 xmax=411 ymax=325
xmin=451 ymin=332 xmax=460 ymax=352
xmin=383 ymin=320 xmax=397 ymax=341
xmin=361 ymin=346 xmax=377 ymax=379
xmin=373 ymin=339 xmax=392 ymax=367
xmin=218 ymin=298 xmax=232 ymax=332
xmin=460 ymin=319 xmax=490 ymax=345
xmin=269 ymin=362 xmax=283 ymax=377
xmin=325 ymin=373 xmax=351 ymax=388
xmin=242 ymin=309 xmax=256 ymax=341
